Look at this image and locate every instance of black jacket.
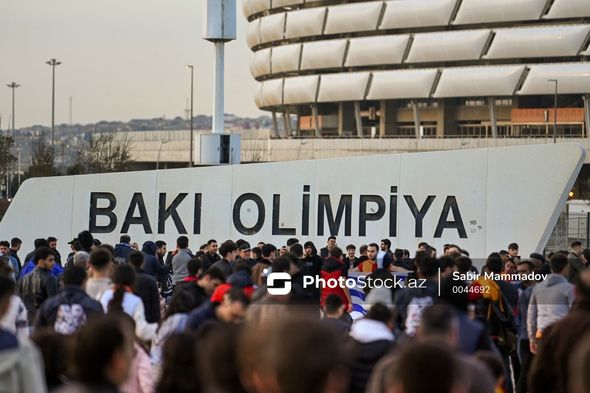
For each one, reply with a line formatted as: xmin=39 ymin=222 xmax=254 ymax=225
xmin=134 ymin=269 xmax=161 ymax=323
xmin=142 ymin=242 xmax=168 ymax=281
xmin=35 ymin=285 xmax=104 ymax=330
xmin=348 ymin=339 xmax=395 ymax=393
xmin=200 ymin=252 xmax=221 ymax=272
xmin=17 ymin=268 xmax=58 ymax=324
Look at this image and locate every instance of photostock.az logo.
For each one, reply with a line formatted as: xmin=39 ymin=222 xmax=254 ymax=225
xmin=267 ymin=272 xmax=292 ymax=295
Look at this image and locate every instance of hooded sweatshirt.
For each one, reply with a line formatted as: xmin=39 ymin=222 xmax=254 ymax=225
xmin=527 ymin=273 xmax=575 ymax=339
xmin=141 ymin=241 xmax=167 ymax=279
xmin=0 ymin=328 xmax=47 ymax=393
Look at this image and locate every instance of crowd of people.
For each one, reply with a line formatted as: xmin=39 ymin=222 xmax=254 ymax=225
xmin=0 ymin=232 xmax=589 ymax=393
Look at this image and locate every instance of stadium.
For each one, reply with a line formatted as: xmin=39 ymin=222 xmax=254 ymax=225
xmin=244 ymin=0 xmax=590 ymax=138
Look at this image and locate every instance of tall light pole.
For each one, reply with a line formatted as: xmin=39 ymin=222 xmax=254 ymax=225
xmin=7 ymin=82 xmax=20 ymax=136
xmin=156 ymin=139 xmax=169 ymax=170
xmin=186 ymin=65 xmax=194 ymax=167
xmin=548 ymin=79 xmax=558 ymax=144
xmin=46 ymin=58 xmax=61 ymax=147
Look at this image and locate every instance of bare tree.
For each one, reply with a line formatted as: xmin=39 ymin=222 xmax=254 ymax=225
xmin=0 ymin=135 xmax=16 ymax=179
xmin=69 ymin=132 xmax=131 ymax=174
xmin=26 ymin=133 xmax=56 ymax=178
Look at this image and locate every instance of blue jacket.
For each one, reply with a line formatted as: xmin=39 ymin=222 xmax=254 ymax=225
xmin=19 ymin=259 xmax=63 ymax=279
xmin=142 ymin=241 xmax=168 ymax=279
xmin=113 ymin=243 xmax=133 ymax=264
xmin=186 ymin=301 xmax=217 ymax=332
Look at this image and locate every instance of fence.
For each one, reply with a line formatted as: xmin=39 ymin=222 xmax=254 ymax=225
xmin=546 ymin=211 xmax=589 ymax=254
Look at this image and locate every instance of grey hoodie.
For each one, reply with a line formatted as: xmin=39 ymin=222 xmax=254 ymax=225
xmin=527 ymin=274 xmax=574 ymax=339
xmin=0 ymin=329 xmax=47 ymax=393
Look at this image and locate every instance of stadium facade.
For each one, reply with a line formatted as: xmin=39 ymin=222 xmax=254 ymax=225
xmin=243 ymin=0 xmax=590 ymax=138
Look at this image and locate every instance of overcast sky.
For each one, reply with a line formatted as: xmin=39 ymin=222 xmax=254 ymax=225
xmin=0 ymin=0 xmax=262 ymax=128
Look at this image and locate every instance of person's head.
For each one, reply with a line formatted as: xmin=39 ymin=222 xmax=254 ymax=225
xmin=323 ymin=293 xmax=345 ymax=319
xmin=31 ymin=330 xmax=73 ymax=389
xmin=186 ymin=258 xmax=202 ymax=277
xmin=72 ymin=316 xmax=134 ymax=387
xmin=403 ymin=249 xmax=410 ymax=259
xmin=239 ymin=242 xmax=252 ymax=260
xmin=77 ymin=231 xmax=94 ymax=252
xmin=550 ymin=252 xmax=570 ymax=275
xmin=157 ymin=333 xmax=201 ymax=393
xmin=262 ymin=243 xmax=277 ymax=261
xmin=367 ymin=243 xmax=379 ymax=261
xmin=62 ymin=265 xmax=88 ymax=288
xmin=417 ymin=305 xmax=459 ymax=348
xmin=329 ymin=246 xmax=343 ymax=259
xmin=303 ymin=241 xmax=316 ymax=257
xmin=415 ymin=252 xmax=438 ymax=279
xmin=177 ymin=235 xmax=189 ymax=250
xmin=286 ymin=238 xmax=299 ymax=248
xmin=516 ymin=259 xmax=533 ymax=275
xmin=289 ymin=243 xmax=304 ymax=259
xmin=155 ymin=240 xmax=167 ymax=257
xmin=252 ymin=246 xmax=261 ymax=260
xmin=582 ymin=248 xmax=590 ymax=264
xmin=529 ymin=252 xmax=545 ymax=266
xmin=215 ymin=287 xmax=249 ymax=324
xmin=34 ymin=247 xmax=55 ymax=269
xmin=393 ymin=248 xmax=403 ymax=261
xmin=198 ymin=267 xmax=226 ymax=294
xmin=326 ymin=236 xmax=337 ymax=250
xmin=438 ymin=256 xmax=455 ymax=278
xmin=119 ymin=235 xmax=131 ymax=245
xmin=387 ymin=341 xmax=460 ymax=393
xmin=569 ymin=332 xmax=590 ymax=393
xmin=162 ymin=287 xmax=201 ymax=323
xmin=89 ymin=247 xmax=113 ymax=275
xmin=279 ymin=245 xmax=288 ymax=256
xmin=359 ymin=244 xmax=368 ymax=256
xmin=453 ymin=256 xmax=472 ymax=274
xmin=417 ymin=242 xmax=429 ymax=251
xmin=439 ymin=276 xmax=469 ymax=312
xmin=128 ymin=251 xmax=144 ymax=271
xmin=0 ymin=241 xmax=9 ymax=255
xmin=345 ymin=244 xmax=356 ymax=259
xmin=367 ymin=303 xmax=394 ymax=329
xmin=219 ymin=240 xmax=239 ymax=262
xmin=380 ymin=239 xmax=391 ymax=251
xmin=108 ymin=265 xmax=136 ymax=314
xmin=200 ymin=243 xmax=209 ymax=253
xmin=508 ymin=242 xmax=519 ymax=257
xmin=572 ymin=240 xmax=583 ymax=255
xmin=72 ymin=251 xmax=90 ymax=268
xmin=475 ymin=351 xmax=505 ymax=389
xmin=485 ymin=252 xmax=503 ymax=274
xmin=504 ymin=259 xmax=517 ymax=275
xmin=47 ymin=236 xmax=57 ymax=250
xmin=10 ymin=237 xmax=21 ymax=251
xmin=207 ymin=239 xmax=219 ymax=254
xmin=444 ymin=244 xmax=461 ymax=257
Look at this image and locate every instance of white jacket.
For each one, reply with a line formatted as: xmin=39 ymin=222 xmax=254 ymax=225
xmin=100 ymin=289 xmax=157 ymax=341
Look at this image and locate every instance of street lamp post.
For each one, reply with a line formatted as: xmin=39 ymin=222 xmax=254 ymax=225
xmin=548 ymin=79 xmax=558 ymax=144
xmin=46 ymin=58 xmax=61 ymax=147
xmin=156 ymin=140 xmax=169 ymax=170
xmin=186 ymin=65 xmax=194 ymax=167
xmin=7 ymin=82 xmax=20 ymax=136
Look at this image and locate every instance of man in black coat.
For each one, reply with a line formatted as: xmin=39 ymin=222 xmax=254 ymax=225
xmin=129 ymin=251 xmax=161 ymax=323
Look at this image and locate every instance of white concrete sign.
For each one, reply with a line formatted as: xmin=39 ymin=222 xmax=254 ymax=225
xmin=0 ymin=144 xmax=584 ymax=259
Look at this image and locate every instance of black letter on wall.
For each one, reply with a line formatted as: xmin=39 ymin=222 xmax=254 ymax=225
xmin=89 ymin=192 xmax=117 ymax=233
xmin=434 ymin=196 xmax=467 ymax=238
xmin=359 ymin=195 xmax=386 ymax=236
xmin=158 ymin=193 xmax=188 ymax=234
xmin=404 ymin=195 xmax=435 ymax=238
xmin=317 ymin=195 xmax=352 ymax=236
xmin=121 ymin=193 xmax=153 ymax=234
xmin=233 ymin=193 xmax=265 ymax=235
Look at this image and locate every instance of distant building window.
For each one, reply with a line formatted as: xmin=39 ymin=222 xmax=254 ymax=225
xmin=463 ymin=99 xmax=486 ymax=107
xmin=495 ymin=98 xmax=513 ymax=106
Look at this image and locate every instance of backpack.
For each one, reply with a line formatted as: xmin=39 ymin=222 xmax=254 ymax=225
xmin=476 ymin=278 xmax=517 ymax=354
xmin=405 ymin=295 xmax=433 ymax=337
xmin=54 ymin=294 xmax=87 ymax=334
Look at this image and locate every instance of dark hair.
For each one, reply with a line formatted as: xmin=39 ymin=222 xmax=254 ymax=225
xmin=438 ymin=256 xmax=455 ymax=271
xmin=47 ymin=236 xmax=57 ymax=243
xmin=187 ymin=258 xmax=202 ymax=276
xmin=415 ymin=252 xmax=438 ymax=278
xmin=225 ymin=286 xmax=250 ymax=307
xmin=0 ymin=276 xmax=15 ymax=304
xmin=417 ymin=241 xmax=429 ymax=249
xmin=499 ymin=250 xmax=509 ymax=256
xmin=34 ymin=238 xmax=49 ymax=249
xmin=534 ymin=263 xmax=551 ymax=277
xmin=572 ymin=240 xmax=583 ymax=248
xmin=327 ymin=236 xmax=336 ymax=242
xmin=174 ymin=236 xmax=188 ymax=249
xmin=324 ymin=293 xmax=344 ymax=314
xmin=0 ymin=258 xmax=14 ymax=279
xmin=31 ymin=330 xmax=73 ymax=389
xmin=119 ymin=235 xmax=131 ymax=244
xmin=366 ymin=303 xmax=393 ymax=324
xmin=89 ymin=248 xmax=112 ymax=270
xmin=207 ymin=239 xmax=217 ymax=246
xmin=271 ymin=257 xmax=291 ymax=274
xmin=454 ymin=256 xmax=472 ymax=274
xmin=77 ymin=231 xmax=94 ymax=251
xmin=62 ymin=266 xmax=88 ymax=287
xmin=72 ymin=316 xmax=130 ymax=385
xmin=161 ymin=287 xmax=200 ymax=326
xmin=360 ymin=244 xmax=368 ymax=254
xmin=261 ymin=243 xmax=277 ymax=258
xmin=286 ymin=238 xmax=299 ymax=247
xmin=346 ymin=244 xmax=356 ymax=251
xmin=329 ymin=246 xmax=343 ymax=258
xmin=155 ymin=240 xmax=166 ymax=249
xmin=108 ymin=265 xmax=136 ymax=314
xmin=368 ymin=243 xmax=379 ymax=251
xmin=34 ymin=247 xmax=53 ymax=264
xmin=127 ymin=250 xmax=143 ymax=270
xmin=486 ymin=253 xmax=504 ymax=274
xmin=157 ymin=333 xmax=201 ymax=393
xmin=289 ymin=243 xmax=304 ymax=258
xmin=0 ymin=240 xmax=9 ymax=248
xmin=420 ymin=305 xmax=457 ymax=337
xmin=303 ymin=241 xmax=317 ymax=254
xmin=219 ymin=240 xmax=238 ymax=258
xmin=72 ymin=241 xmax=82 ymax=252
xmin=381 ymin=239 xmax=391 ymax=248
xmin=204 ymin=267 xmax=226 ymax=282
xmin=517 ymin=260 xmax=534 ymax=271
xmin=550 ymin=253 xmax=569 ymax=273
xmin=251 ymin=247 xmax=261 ymax=258
xmin=403 ymin=249 xmax=410 ymax=258
xmin=394 ymin=248 xmax=403 ymax=259
xmin=10 ymin=237 xmax=21 ymax=247
xmin=439 ymin=277 xmax=469 ymax=312
xmin=508 ymin=242 xmax=519 ymax=251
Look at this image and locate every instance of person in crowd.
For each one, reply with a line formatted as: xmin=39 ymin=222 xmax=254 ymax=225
xmin=251 ymin=243 xmax=276 ymax=287
xmin=237 ymin=242 xmax=256 ymax=268
xmin=320 ymin=247 xmax=352 ymax=313
xmin=378 ymin=239 xmax=394 ymax=270
xmin=344 ymin=244 xmax=359 ymax=271
xmin=348 ymin=304 xmax=395 ymax=393
xmin=119 ymin=315 xmax=154 ymax=393
xmin=211 ymin=239 xmax=239 ymax=278
xmin=567 ymin=240 xmax=587 ymax=283
xmin=35 ymin=265 xmax=104 ymax=333
xmin=186 ymin=286 xmax=249 ymax=332
xmin=18 ymin=247 xmax=58 ymax=324
xmin=128 ymin=251 xmax=161 ymax=324
xmin=171 ymin=236 xmax=193 ymax=284
xmin=155 ymin=333 xmax=202 ymax=393
xmin=0 ymin=240 xmax=20 ymax=279
xmin=319 ymin=236 xmax=337 ymax=260
xmin=20 ymin=238 xmax=63 ymax=278
xmin=47 ymin=236 xmax=62 ymax=267
xmin=86 ymin=248 xmax=114 ymax=300
xmin=31 ymin=330 xmax=73 ymax=391
xmin=569 ymin=332 xmax=590 ymax=393
xmin=0 ymin=274 xmax=46 ymax=393
xmin=9 ymin=237 xmax=21 ymax=268
xmin=199 ymin=239 xmax=221 ymax=272
xmin=508 ymin=243 xmax=520 ymax=260
xmin=0 ymin=259 xmax=28 ymax=338
xmin=99 ymin=264 xmax=157 ymax=341
xmin=55 ymin=315 xmax=134 ymax=393
xmin=476 ymin=351 xmax=507 ymax=393
xmin=504 ymin=258 xmax=517 ymax=276
xmin=302 ymin=241 xmax=323 ymax=278
xmin=113 ymin=235 xmax=133 ymax=264
xmin=321 ymin=293 xmax=350 ymax=336
xmin=529 ymin=253 xmax=545 ymax=267
xmin=528 ymin=252 xmax=575 ymax=354
xmin=175 ymin=259 xmax=225 ymax=304
xmin=141 ymin=240 xmax=168 ymax=279
xmin=354 ymin=243 xmax=378 ymax=273
xmin=72 ymin=251 xmax=90 ymax=269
